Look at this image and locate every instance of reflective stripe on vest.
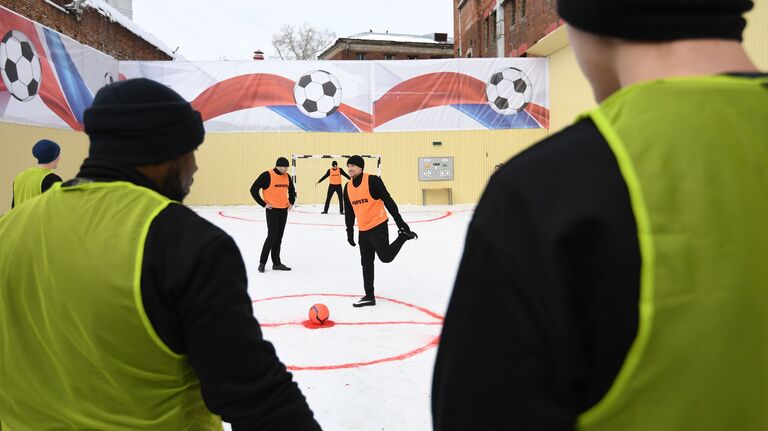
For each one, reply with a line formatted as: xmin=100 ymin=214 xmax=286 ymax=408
xmin=347 ymin=173 xmax=388 ymax=231
xmin=0 ymin=181 xmax=221 ymax=431
xmin=578 ymin=76 xmax=768 ymax=431
xmin=329 ymin=168 xmax=342 ymax=185
xmin=12 ymin=167 xmax=53 ymax=206
xmin=263 ymin=170 xmax=290 ymax=209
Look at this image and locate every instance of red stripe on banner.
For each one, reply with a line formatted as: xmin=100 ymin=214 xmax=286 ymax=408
xmin=191 ymin=73 xmax=296 ymax=121
xmin=337 ymin=104 xmax=373 ymax=132
xmin=0 ymin=9 xmax=81 ymax=130
xmin=373 ymin=72 xmax=487 ymax=127
xmin=524 ymin=102 xmax=550 ymax=128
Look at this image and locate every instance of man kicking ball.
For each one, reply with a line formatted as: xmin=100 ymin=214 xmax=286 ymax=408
xmin=343 ymin=155 xmax=417 ymax=307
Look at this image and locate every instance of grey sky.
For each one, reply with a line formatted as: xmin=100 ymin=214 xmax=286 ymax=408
xmin=132 ymin=1 xmax=454 ymax=61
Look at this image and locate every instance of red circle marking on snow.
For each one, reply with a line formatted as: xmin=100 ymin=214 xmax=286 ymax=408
xmin=218 ymin=210 xmax=452 ymax=227
xmin=253 ymin=293 xmax=443 ymax=371
xmin=301 ymin=319 xmax=337 ymax=329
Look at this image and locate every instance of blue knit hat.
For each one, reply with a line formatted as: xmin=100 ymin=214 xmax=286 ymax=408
xmin=32 ymin=139 xmax=60 ymax=164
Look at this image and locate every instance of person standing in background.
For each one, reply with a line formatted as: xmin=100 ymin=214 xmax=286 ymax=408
xmin=317 ymin=160 xmax=350 ymax=214
xmin=250 ymin=157 xmax=296 ymax=273
xmin=11 ymin=139 xmax=62 ymax=208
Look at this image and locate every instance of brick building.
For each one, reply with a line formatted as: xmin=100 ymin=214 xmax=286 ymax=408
xmin=454 ymin=0 xmax=564 ymax=58
xmin=318 ymin=32 xmax=454 ymax=61
xmin=0 ymin=0 xmax=172 ymax=60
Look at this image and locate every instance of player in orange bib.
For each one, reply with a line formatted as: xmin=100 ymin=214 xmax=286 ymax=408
xmin=250 ymin=157 xmax=295 ymax=273
xmin=316 ymin=161 xmax=350 ymax=214
xmin=343 ymin=155 xmax=418 ymax=307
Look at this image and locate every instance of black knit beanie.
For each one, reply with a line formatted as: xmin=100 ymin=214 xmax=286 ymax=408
xmin=332 ymin=161 xmax=338 ymax=167
xmin=558 ymin=0 xmax=753 ymax=41
xmin=276 ymin=157 xmax=290 ymax=167
xmin=347 ymin=155 xmax=365 ymax=169
xmin=32 ymin=139 xmax=60 ymax=164
xmin=83 ymin=78 xmax=204 ymax=165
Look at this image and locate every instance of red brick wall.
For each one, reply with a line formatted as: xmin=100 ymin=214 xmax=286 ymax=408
xmin=503 ymin=0 xmax=563 ymax=57
xmin=456 ymin=0 xmax=498 ymax=58
xmin=0 ymin=0 xmax=171 ymax=60
xmin=457 ymin=0 xmax=564 ymax=58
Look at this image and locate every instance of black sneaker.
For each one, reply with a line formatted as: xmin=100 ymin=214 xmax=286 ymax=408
xmin=321 ymin=211 xmax=328 ymax=214
xmin=258 ymin=264 xmax=265 ymax=273
xmin=398 ymin=229 xmax=418 ymax=240
xmin=273 ymin=264 xmax=292 ymax=271
xmin=353 ymin=296 xmax=376 ymax=307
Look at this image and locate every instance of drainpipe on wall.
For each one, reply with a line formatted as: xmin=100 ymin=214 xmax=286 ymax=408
xmin=496 ymin=0 xmax=505 ymax=57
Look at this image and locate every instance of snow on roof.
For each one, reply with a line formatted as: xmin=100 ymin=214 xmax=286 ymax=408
xmin=346 ymin=32 xmax=453 ymax=45
xmin=83 ymin=0 xmax=179 ymax=59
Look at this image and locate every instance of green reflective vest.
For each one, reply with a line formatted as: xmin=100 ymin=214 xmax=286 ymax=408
xmin=579 ymin=75 xmax=768 ymax=430
xmin=12 ymin=167 xmax=54 ymax=206
xmin=0 ymin=181 xmax=221 ymax=430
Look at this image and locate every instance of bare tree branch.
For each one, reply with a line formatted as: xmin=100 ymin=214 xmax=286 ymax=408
xmin=271 ymin=23 xmax=336 ymax=60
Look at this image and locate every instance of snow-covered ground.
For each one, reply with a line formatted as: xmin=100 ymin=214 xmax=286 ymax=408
xmin=193 ymin=204 xmax=474 ymax=431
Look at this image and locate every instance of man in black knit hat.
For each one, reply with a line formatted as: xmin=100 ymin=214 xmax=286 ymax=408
xmin=250 ymin=157 xmax=296 ymax=273
xmin=434 ymin=1 xmax=766 ymax=430
xmin=0 ymin=78 xmax=321 ymax=430
xmin=343 ymin=155 xmax=418 ymax=307
xmin=11 ymin=139 xmax=62 ymax=208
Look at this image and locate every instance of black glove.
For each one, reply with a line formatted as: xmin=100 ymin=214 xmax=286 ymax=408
xmin=347 ymin=228 xmax=356 ymax=247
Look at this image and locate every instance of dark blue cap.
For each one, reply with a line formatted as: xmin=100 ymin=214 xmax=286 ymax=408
xmin=32 ymin=139 xmax=60 ymax=164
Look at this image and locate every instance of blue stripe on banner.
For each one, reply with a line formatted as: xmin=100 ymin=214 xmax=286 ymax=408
xmin=451 ymin=104 xmax=542 ymax=129
xmin=268 ymin=106 xmax=360 ymax=132
xmin=43 ymin=28 xmax=93 ymax=124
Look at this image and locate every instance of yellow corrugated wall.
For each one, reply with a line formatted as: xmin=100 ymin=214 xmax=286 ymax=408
xmin=185 ymin=129 xmax=546 ymax=206
xmin=0 ymin=123 xmax=88 ymax=214
xmin=548 ymin=44 xmax=596 ymax=133
xmin=0 ymin=125 xmax=546 ymax=214
xmin=745 ymin=0 xmax=768 ymax=70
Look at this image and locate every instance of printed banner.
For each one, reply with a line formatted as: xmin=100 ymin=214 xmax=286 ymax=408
xmin=0 ymin=6 xmax=118 ymax=130
xmin=121 ymin=58 xmax=549 ymax=132
xmin=0 ymin=5 xmax=549 ymax=133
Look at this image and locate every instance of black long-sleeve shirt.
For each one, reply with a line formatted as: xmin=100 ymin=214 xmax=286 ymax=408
xmin=11 ymin=172 xmax=62 ymax=208
xmin=317 ymin=168 xmax=350 ymax=183
xmin=343 ymin=174 xmax=406 ymax=232
xmin=250 ymin=169 xmax=296 ymax=207
xmin=432 ymin=118 xmax=641 ymax=430
xmin=74 ymin=160 xmax=320 ymax=431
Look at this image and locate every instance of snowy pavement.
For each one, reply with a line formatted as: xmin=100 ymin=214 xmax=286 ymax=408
xmin=193 ymin=204 xmax=474 ymax=431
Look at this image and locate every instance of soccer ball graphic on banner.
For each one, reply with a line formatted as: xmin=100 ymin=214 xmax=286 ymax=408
xmin=485 ymin=67 xmax=532 ymax=115
xmin=293 ymin=70 xmax=343 ymax=118
xmin=0 ymin=30 xmax=42 ymax=102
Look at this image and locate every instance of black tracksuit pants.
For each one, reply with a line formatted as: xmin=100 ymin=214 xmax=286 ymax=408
xmin=323 ymin=184 xmax=343 ymax=213
xmin=358 ymin=222 xmax=407 ymax=297
xmin=260 ymin=208 xmax=288 ymax=265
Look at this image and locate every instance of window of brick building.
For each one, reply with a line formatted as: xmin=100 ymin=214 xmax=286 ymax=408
xmin=384 ymin=54 xmax=395 ymax=60
xmin=356 ymin=53 xmax=366 ymax=60
xmin=490 ymin=10 xmax=497 ymax=46
xmin=485 ymin=16 xmax=490 ymax=48
xmin=509 ymin=0 xmax=516 ymax=28
xmin=408 ymin=55 xmax=417 ymax=59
